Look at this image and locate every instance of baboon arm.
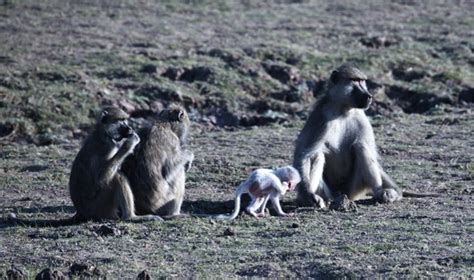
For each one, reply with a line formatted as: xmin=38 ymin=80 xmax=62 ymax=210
xmin=300 ymin=152 xmax=325 ymax=195
xmin=270 ymin=194 xmax=286 ymax=216
xmin=98 ymin=145 xmax=132 ymax=185
xmin=163 ymin=150 xmax=194 ymax=183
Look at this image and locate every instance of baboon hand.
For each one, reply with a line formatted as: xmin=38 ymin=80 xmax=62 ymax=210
xmin=124 ymin=132 xmax=140 ymax=151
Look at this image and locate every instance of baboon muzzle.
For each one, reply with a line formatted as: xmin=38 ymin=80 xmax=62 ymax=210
xmin=354 ymin=86 xmax=372 ymax=108
xmin=119 ymin=125 xmax=133 ymax=138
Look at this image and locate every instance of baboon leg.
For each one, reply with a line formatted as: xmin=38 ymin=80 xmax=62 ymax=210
xmin=114 ymin=175 xmax=162 ymax=222
xmin=270 ymin=194 xmax=287 ymax=216
xmin=113 ymin=174 xmax=136 ymax=220
xmin=257 ymin=195 xmax=270 ymax=216
xmin=157 ymin=199 xmax=182 ymax=217
xmin=348 ymin=143 xmax=381 ymax=200
xmin=246 ymin=197 xmax=265 ymax=218
xmin=297 ymin=153 xmax=326 ymax=207
xmin=349 ymin=143 xmax=401 ymax=202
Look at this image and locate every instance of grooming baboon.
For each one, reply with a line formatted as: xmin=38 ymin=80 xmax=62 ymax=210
xmin=122 ymin=104 xmax=194 ymax=218
xmin=8 ymin=107 xmax=160 ymax=226
xmin=293 ymin=64 xmax=436 ymax=208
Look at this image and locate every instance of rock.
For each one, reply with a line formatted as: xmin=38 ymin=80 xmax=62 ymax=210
xmin=459 ymin=87 xmax=473 ymax=104
xmin=161 ymin=67 xmax=186 ymax=80
xmin=385 ymin=85 xmax=454 ymax=114
xmin=271 ymin=81 xmax=313 ymax=103
xmin=136 ymin=270 xmax=152 ymax=280
xmin=223 ymin=227 xmax=235 ymax=236
xmin=207 ymin=48 xmax=241 ymax=66
xmin=135 ymin=84 xmax=183 ymax=102
xmin=238 ymin=263 xmax=282 ymax=277
xmin=69 ymin=263 xmax=104 ymax=278
xmin=140 ymin=64 xmax=159 ymax=74
xmin=306 ymin=79 xmax=326 ymax=97
xmin=329 ymin=194 xmax=357 ymax=212
xmin=20 ymin=165 xmax=49 ymax=172
xmin=392 ymin=66 xmax=428 ymax=81
xmin=262 ymin=62 xmax=300 ymax=84
xmin=117 ymin=98 xmax=137 ymax=113
xmin=35 ymin=268 xmax=66 ymax=280
xmin=162 ymin=66 xmax=213 ymax=82
xmin=179 ymin=66 xmax=213 ymax=83
xmin=93 ymin=224 xmax=121 ymax=237
xmin=6 ymin=265 xmax=26 ymax=280
xmin=360 ymin=36 xmax=399 ymax=48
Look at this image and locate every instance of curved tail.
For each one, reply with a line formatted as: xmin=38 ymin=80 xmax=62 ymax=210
xmin=382 ymin=170 xmax=440 ymax=198
xmin=6 ymin=213 xmax=86 ymax=227
xmin=402 ymin=191 xmax=441 ymax=198
xmin=214 ymin=193 xmax=242 ymax=220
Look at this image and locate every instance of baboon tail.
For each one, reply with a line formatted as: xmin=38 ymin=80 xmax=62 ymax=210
xmin=6 ymin=213 xmax=86 ymax=227
xmin=381 ymin=171 xmax=440 ymax=198
xmin=213 ymin=193 xmax=242 ymax=220
xmin=402 ymin=191 xmax=441 ymax=198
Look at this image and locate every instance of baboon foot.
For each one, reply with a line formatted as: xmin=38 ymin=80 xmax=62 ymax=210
xmin=131 ymin=215 xmax=163 ymax=222
xmin=297 ymin=193 xmax=326 ymax=209
xmin=376 ymin=188 xmax=402 ymax=203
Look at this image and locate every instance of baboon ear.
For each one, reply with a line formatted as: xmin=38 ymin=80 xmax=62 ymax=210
xmin=330 ymin=70 xmax=340 ymax=84
xmin=101 ymin=110 xmax=109 ymax=123
xmin=177 ymin=110 xmax=185 ymax=122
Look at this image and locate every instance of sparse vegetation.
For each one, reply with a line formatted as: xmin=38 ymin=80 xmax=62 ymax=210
xmin=0 ymin=0 xmax=472 ymax=278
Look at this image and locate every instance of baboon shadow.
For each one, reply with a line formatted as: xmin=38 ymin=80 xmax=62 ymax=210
xmin=181 ymin=196 xmax=378 ymax=216
xmin=0 ymin=205 xmax=75 ymax=229
xmin=181 ymin=194 xmax=313 ymax=215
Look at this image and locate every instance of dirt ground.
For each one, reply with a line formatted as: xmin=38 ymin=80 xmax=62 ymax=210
xmin=0 ymin=0 xmax=473 ymax=278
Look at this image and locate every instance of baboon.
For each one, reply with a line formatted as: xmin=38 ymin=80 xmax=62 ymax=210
xmin=122 ymin=104 xmax=194 ymax=218
xmin=293 ymin=64 xmax=436 ymax=208
xmin=214 ymin=166 xmax=301 ymax=220
xmin=8 ymin=107 xmax=160 ymax=226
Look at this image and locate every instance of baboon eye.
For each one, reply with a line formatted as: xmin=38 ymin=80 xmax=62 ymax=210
xmin=101 ymin=111 xmax=109 ymax=123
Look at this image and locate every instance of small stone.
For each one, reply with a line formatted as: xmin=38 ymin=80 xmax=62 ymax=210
xmin=140 ymin=64 xmax=158 ymax=74
xmin=93 ymin=224 xmax=121 ymax=237
xmin=223 ymin=227 xmax=235 ymax=236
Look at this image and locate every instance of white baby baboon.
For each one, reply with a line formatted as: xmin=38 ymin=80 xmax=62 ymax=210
xmin=216 ymin=166 xmax=301 ymax=220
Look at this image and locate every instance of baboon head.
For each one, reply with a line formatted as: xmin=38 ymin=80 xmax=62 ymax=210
xmin=328 ymin=64 xmax=372 ymax=110
xmin=274 ymin=166 xmax=301 ymax=191
xmin=98 ymin=107 xmax=133 ymax=142
xmin=158 ymin=104 xmax=190 ymax=144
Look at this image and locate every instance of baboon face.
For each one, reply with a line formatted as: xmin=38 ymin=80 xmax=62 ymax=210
xmin=100 ymin=108 xmax=132 ymax=142
xmin=350 ymin=79 xmax=372 ymax=109
xmin=159 ymin=105 xmax=189 ymax=123
xmin=275 ymin=166 xmax=301 ymax=191
xmin=329 ymin=65 xmax=372 ymax=110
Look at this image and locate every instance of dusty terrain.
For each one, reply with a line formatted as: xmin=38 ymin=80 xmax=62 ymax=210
xmin=0 ymin=0 xmax=473 ymax=278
